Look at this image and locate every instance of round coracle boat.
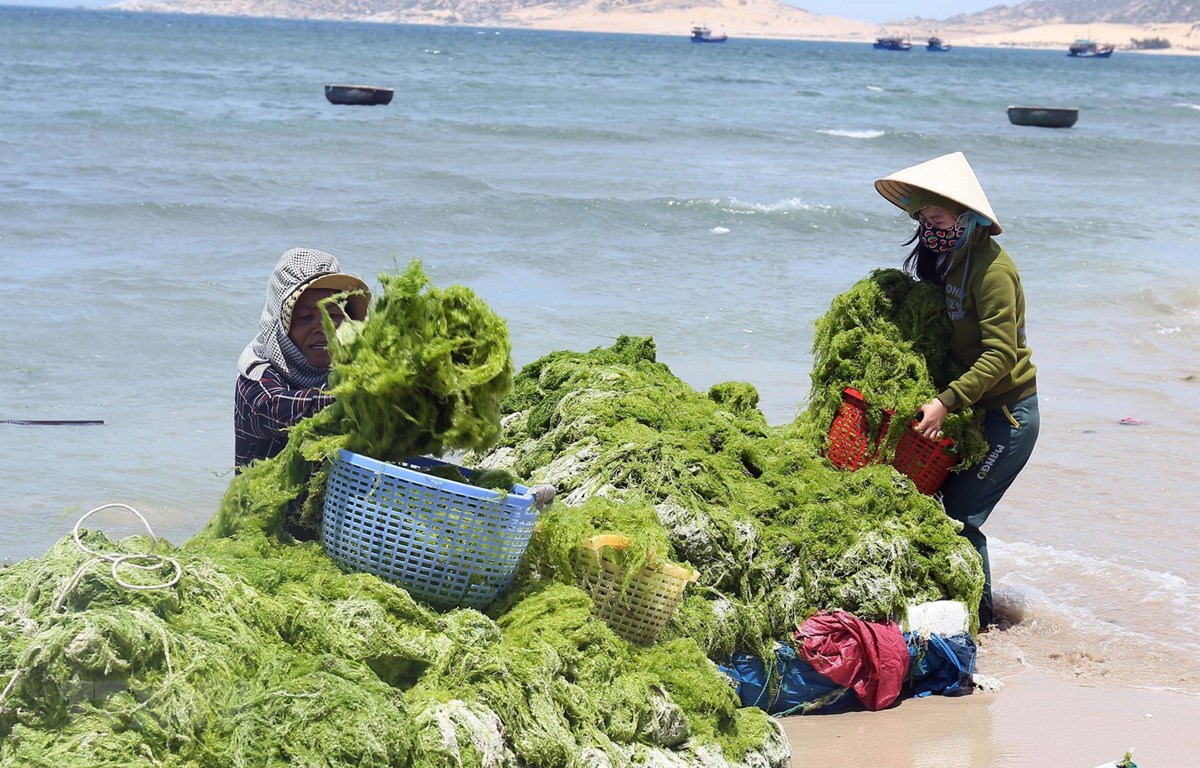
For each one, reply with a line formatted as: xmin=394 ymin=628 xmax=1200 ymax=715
xmin=325 ymin=84 xmax=394 ymax=106
xmin=1007 ymin=105 xmax=1079 ymax=128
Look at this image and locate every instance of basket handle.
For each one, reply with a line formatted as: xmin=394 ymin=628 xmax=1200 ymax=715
xmin=907 ymin=419 xmax=956 ymax=450
xmin=579 ymin=534 xmax=699 ymax=582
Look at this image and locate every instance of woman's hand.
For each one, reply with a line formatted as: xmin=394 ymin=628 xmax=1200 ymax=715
xmin=915 ymin=397 xmax=949 ymax=440
xmin=529 ymin=484 xmax=556 ymax=511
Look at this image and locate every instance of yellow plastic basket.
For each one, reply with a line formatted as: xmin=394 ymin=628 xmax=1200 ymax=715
xmin=574 ymin=534 xmax=699 ymax=646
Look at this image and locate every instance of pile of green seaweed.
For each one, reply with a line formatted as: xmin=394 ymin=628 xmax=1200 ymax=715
xmin=0 ymin=262 xmax=786 ymax=768
xmin=798 ymin=267 xmax=987 ymax=464
xmin=473 ymin=269 xmax=987 ymax=663
xmin=0 ymin=264 xmax=985 ymax=767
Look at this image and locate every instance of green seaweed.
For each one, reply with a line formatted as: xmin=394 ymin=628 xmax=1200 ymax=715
xmin=799 ymin=268 xmax=987 ymax=466
xmin=0 ymin=262 xmax=787 ymax=768
xmin=468 ymin=467 xmax=522 ymax=492
xmin=206 ymin=260 xmax=515 ymax=541
xmin=490 ymin=494 xmax=678 ymax=621
xmin=0 ymin=264 xmax=987 ymax=767
xmin=470 ymin=328 xmax=984 ymax=662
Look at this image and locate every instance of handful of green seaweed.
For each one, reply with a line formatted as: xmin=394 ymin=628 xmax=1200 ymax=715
xmin=210 ymin=260 xmax=516 ymax=540
xmin=799 ymin=268 xmax=988 ymax=467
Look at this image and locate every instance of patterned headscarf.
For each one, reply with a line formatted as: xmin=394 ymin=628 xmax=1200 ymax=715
xmin=237 ymin=248 xmax=369 ymax=387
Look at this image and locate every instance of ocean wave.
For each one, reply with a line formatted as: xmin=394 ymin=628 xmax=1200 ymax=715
xmin=657 ymin=196 xmax=890 ymax=235
xmin=1169 ymin=284 xmax=1200 ymax=309
xmin=990 ymin=538 xmax=1200 ymax=689
xmin=1129 ymin=285 xmax=1200 ymax=319
xmin=712 ymin=197 xmax=821 ymax=213
xmin=448 ymin=119 xmax=653 ymax=144
xmin=815 ymin=128 xmax=885 ymax=139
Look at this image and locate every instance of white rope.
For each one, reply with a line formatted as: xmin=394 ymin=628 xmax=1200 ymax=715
xmin=0 ymin=667 xmax=19 ymax=712
xmin=0 ymin=504 xmax=183 ymax=714
xmin=49 ymin=503 xmax=183 ymax=613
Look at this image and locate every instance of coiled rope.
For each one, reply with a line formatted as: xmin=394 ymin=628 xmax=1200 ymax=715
xmin=0 ymin=503 xmax=182 ymax=713
xmin=51 ymin=503 xmax=183 ymax=609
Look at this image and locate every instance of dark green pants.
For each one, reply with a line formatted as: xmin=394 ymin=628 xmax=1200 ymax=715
xmin=939 ymin=394 xmax=1040 ymax=626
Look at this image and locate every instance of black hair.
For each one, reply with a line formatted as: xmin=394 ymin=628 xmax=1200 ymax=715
xmin=902 ymin=227 xmax=945 ymax=284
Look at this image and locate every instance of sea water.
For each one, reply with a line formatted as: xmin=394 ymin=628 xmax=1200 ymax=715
xmin=3 ymin=5 xmax=1199 ymax=693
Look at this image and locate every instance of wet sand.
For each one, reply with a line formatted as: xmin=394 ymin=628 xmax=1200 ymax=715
xmin=781 ymin=648 xmax=1200 ymax=767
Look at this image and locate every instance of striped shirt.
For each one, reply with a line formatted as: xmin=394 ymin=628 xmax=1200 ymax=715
xmin=234 ymin=367 xmax=333 ymax=468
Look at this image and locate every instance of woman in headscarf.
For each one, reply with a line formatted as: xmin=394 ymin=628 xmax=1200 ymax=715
xmin=875 ymin=152 xmax=1039 ymax=628
xmin=234 ymin=247 xmax=370 ymax=468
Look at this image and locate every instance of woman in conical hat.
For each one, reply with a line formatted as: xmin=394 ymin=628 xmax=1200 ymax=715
xmin=876 ymin=152 xmax=1040 ymax=628
xmin=234 ymin=247 xmax=370 ymax=469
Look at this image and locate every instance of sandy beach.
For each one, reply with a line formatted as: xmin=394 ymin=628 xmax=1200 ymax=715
xmin=773 ymin=453 xmax=1200 ymax=767
xmin=776 ymin=611 xmax=1200 ymax=767
xmin=455 ymin=1 xmax=1200 ymax=56
xmin=774 ymin=467 xmax=1200 ymax=768
xmin=915 ymin=21 xmax=1200 ymax=56
xmin=781 ymin=671 xmax=1198 ymax=767
xmin=512 ymin=4 xmax=1200 ymax=56
xmin=114 ymin=0 xmax=1200 ymax=55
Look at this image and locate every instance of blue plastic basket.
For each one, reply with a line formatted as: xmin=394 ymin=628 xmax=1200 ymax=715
xmin=321 ymin=449 xmax=538 ymax=611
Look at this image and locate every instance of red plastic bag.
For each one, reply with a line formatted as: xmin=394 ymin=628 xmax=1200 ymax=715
xmin=797 ymin=610 xmax=910 ymax=711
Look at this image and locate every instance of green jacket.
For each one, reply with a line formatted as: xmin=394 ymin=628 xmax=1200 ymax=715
xmin=937 ymin=235 xmax=1037 ymax=412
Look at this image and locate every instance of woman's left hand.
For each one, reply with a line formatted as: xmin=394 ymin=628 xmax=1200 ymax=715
xmin=529 ymin=484 xmax=556 ymax=511
xmin=915 ymin=397 xmax=949 ymax=440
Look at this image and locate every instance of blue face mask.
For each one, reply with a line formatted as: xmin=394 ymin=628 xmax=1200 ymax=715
xmin=919 ymin=221 xmax=963 ymax=254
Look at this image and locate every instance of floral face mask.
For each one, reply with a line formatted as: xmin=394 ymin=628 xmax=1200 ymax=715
xmin=919 ymin=220 xmax=964 ymax=254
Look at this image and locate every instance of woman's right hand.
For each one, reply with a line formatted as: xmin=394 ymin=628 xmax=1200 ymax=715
xmin=915 ymin=397 xmax=949 ymax=440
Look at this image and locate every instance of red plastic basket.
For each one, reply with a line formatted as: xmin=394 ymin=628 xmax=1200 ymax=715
xmin=826 ymin=387 xmax=955 ymax=495
xmin=890 ymin=422 xmax=956 ymax=495
xmin=826 ymin=388 xmax=890 ymax=471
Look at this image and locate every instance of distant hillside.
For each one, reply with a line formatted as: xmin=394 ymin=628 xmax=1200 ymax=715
xmin=106 ymin=0 xmax=1200 ymax=26
xmin=107 ymin=0 xmax=880 ymax=39
xmin=105 ymin=0 xmax=1200 ymax=48
xmin=111 ymin=0 xmax=818 ymax=27
xmin=893 ymin=0 xmax=1200 ymax=27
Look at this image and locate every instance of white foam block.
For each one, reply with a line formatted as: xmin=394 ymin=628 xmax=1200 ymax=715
xmin=903 ymin=600 xmax=970 ymax=636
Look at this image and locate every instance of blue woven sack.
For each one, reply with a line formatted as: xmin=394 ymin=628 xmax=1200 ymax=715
xmin=905 ymin=631 xmax=976 ymax=697
xmin=726 ymin=643 xmax=856 ymax=715
xmin=321 ymin=449 xmax=538 ymax=611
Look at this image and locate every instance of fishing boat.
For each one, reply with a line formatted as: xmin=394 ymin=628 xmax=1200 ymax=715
xmin=873 ymin=35 xmax=912 ymax=51
xmin=1007 ymin=105 xmax=1079 ymax=129
xmin=1068 ymin=39 xmax=1114 ymax=57
xmin=324 ymin=84 xmax=394 ymax=106
xmin=926 ymin=35 xmax=951 ymax=52
xmin=690 ymin=25 xmax=728 ymax=43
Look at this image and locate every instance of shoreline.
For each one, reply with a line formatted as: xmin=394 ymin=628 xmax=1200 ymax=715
xmin=102 ymin=1 xmax=1200 ymax=57
xmin=520 ymin=21 xmax=1200 ymax=57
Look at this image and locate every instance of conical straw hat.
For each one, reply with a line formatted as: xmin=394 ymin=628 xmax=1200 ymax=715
xmin=874 ymin=151 xmax=1002 ymax=235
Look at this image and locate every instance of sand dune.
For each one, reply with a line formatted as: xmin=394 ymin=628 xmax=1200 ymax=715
xmin=932 ymin=21 xmax=1200 ymax=53
xmin=364 ymin=0 xmax=1200 ymax=54
xmin=110 ymin=0 xmax=1200 ymax=54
